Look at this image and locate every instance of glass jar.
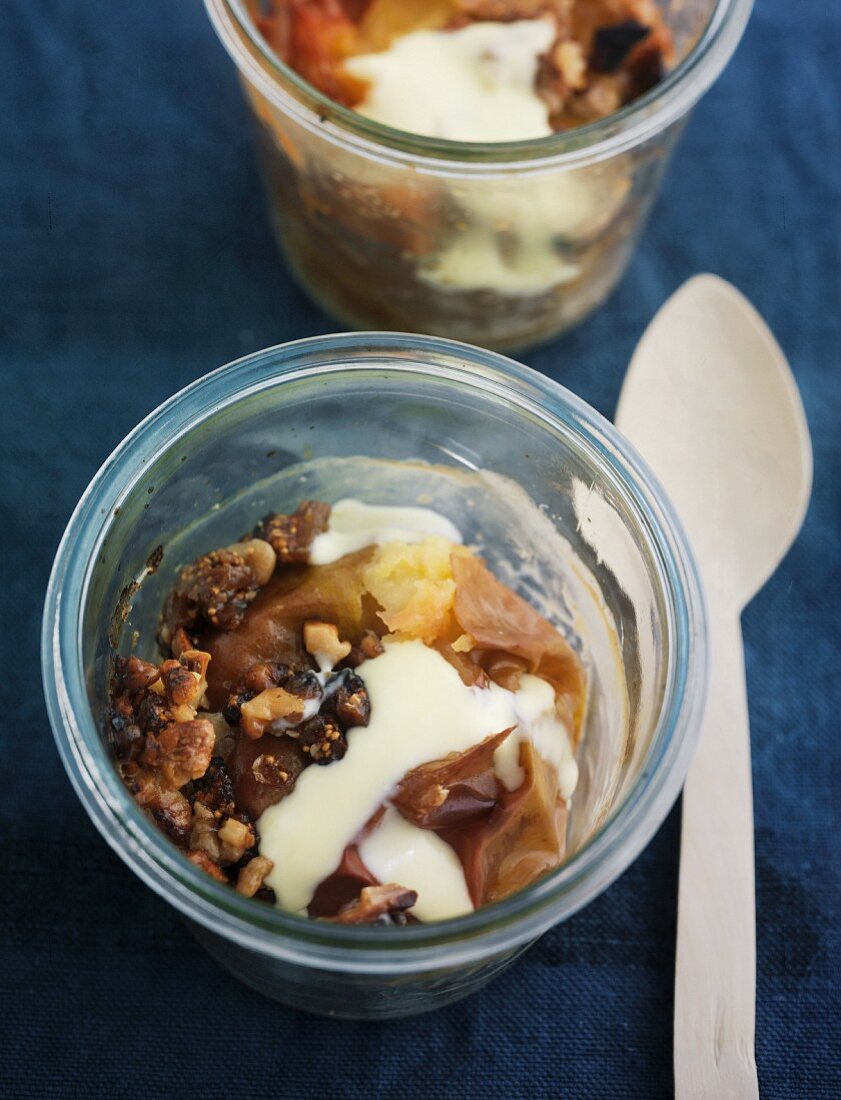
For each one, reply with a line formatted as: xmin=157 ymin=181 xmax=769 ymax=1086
xmin=43 ymin=333 xmax=705 ymax=1018
xmin=203 ymin=0 xmax=752 ymax=350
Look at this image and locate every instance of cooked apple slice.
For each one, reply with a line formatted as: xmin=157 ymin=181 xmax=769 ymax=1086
xmin=392 ymin=728 xmax=512 ymax=830
xmin=443 ymin=741 xmax=567 ymax=907
xmin=451 ymin=553 xmax=586 ymax=739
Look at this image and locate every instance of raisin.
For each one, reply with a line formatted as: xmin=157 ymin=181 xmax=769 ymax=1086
xmin=590 ymin=21 xmax=650 ymax=74
xmin=333 ymin=672 xmax=371 ymax=729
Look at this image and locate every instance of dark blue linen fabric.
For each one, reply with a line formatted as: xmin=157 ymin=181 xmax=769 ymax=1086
xmin=1 ymin=1 xmax=838 ymax=1096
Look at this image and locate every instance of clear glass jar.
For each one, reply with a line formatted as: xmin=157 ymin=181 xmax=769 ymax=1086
xmin=203 ymin=0 xmax=752 ymax=350
xmin=42 ymin=333 xmax=705 ymax=1018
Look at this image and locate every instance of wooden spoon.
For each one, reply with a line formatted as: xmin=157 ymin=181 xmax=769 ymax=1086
xmin=615 ymin=275 xmax=812 ymax=1099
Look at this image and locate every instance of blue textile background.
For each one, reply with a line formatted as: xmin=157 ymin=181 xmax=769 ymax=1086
xmin=1 ymin=1 xmax=838 ymax=1096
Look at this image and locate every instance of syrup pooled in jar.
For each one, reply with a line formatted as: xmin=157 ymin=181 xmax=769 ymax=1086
xmin=109 ymin=498 xmax=586 ymax=924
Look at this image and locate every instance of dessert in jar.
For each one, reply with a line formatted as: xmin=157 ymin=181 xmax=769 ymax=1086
xmin=204 ymin=0 xmax=700 ymax=348
xmin=110 ymin=497 xmax=589 ymax=924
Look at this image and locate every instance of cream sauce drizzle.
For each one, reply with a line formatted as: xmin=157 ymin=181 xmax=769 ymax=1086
xmin=309 ymin=499 xmax=462 ymax=566
xmin=259 ymin=640 xmax=577 ymax=916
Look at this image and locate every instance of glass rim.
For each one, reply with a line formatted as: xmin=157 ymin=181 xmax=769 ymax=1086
xmin=204 ymin=0 xmax=753 ymax=168
xmin=42 ymin=332 xmax=706 ymax=974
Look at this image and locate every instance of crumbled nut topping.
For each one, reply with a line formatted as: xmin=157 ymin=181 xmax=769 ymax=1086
xmin=236 ymin=855 xmax=274 ymax=898
xmin=303 ymin=620 xmax=352 ymax=669
xmin=128 ymin=768 xmax=193 ymax=844
xmin=227 ymin=538 xmax=277 ymax=586
xmin=140 ymin=719 xmax=216 ymax=789
xmin=189 ymin=801 xmax=256 ymax=866
xmin=187 ymin=848 xmax=228 ymax=883
xmin=240 ymin=686 xmax=308 ymax=740
xmin=328 ymin=884 xmax=418 ymax=925
xmin=114 ymin=655 xmax=161 ymax=696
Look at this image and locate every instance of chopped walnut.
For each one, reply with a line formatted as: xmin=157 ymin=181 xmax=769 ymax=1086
xmin=190 ymin=801 xmax=222 ymax=861
xmin=329 ymin=884 xmax=418 ymax=925
xmin=218 ymin=816 xmax=256 ymax=863
xmin=227 ymin=537 xmax=277 ymax=586
xmin=187 ymin=848 xmax=228 ymax=883
xmin=129 ymin=768 xmax=194 ymax=843
xmin=113 ymin=655 xmax=161 ymax=696
xmin=161 ymin=660 xmax=201 ymax=708
xmin=304 ymin=620 xmax=352 ymax=669
xmin=258 ymin=501 xmax=330 ymax=564
xmin=190 ymin=803 xmax=255 ymax=865
xmin=554 ymin=40 xmax=586 ymax=91
xmin=170 ymin=627 xmax=194 ymax=659
xmin=236 ymin=855 xmax=274 ymax=898
xmin=140 ymin=718 xmax=215 ymax=788
xmin=240 ymin=686 xmax=309 ymax=739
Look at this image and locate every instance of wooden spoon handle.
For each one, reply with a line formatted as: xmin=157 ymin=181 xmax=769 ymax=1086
xmin=674 ymin=612 xmax=759 ymax=1099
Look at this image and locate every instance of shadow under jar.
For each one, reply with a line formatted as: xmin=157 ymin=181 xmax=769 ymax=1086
xmin=43 ymin=334 xmax=705 ymax=1018
xmin=204 ymin=0 xmax=752 ymax=351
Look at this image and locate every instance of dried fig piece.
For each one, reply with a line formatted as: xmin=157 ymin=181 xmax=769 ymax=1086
xmin=257 ymin=501 xmax=331 ymax=564
xmin=244 ymin=661 xmax=292 ymax=694
xmin=227 ymin=732 xmax=308 ymax=819
xmin=295 ymin=714 xmax=347 ymax=764
xmin=307 ymin=844 xmax=380 ymax=918
xmin=392 ymin=728 xmax=512 ymax=831
xmin=160 ymin=548 xmax=260 ymax=643
xmin=191 ymin=756 xmax=235 ymax=815
xmin=340 ymin=629 xmax=385 ymax=669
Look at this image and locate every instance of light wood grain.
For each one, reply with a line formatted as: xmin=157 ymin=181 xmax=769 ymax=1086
xmin=673 ymin=610 xmax=759 ymax=1099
